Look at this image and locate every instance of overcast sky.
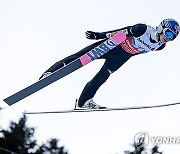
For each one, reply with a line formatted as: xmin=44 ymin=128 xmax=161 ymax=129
xmin=0 ymin=0 xmax=180 ymax=154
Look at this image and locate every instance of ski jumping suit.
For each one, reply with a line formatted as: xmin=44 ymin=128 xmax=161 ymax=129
xmin=44 ymin=24 xmax=166 ymax=107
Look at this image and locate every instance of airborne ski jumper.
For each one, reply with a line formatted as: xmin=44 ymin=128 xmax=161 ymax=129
xmin=4 ymin=18 xmax=179 ymax=107
xmin=39 ymin=18 xmax=179 ymax=109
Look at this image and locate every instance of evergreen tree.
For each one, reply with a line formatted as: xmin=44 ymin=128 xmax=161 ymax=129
xmin=0 ymin=113 xmax=68 ymax=154
xmin=124 ymin=140 xmax=163 ymax=154
xmin=36 ymin=138 xmax=68 ymax=154
xmin=151 ymin=145 xmax=163 ymax=154
xmin=124 ymin=143 xmax=146 ymax=154
xmin=0 ymin=114 xmax=36 ymax=153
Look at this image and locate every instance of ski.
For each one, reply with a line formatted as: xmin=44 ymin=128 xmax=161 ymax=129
xmin=3 ymin=32 xmax=126 ymax=106
xmin=26 ymin=102 xmax=180 ymax=114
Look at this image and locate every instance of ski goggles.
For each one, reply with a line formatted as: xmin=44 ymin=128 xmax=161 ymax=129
xmin=162 ymin=28 xmax=176 ymax=41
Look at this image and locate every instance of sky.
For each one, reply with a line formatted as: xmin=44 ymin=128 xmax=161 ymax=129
xmin=0 ymin=0 xmax=180 ymax=153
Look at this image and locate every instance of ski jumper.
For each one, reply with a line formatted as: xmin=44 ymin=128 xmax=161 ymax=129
xmin=44 ymin=24 xmax=166 ymax=107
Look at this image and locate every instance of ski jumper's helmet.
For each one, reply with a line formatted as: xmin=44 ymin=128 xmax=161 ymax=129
xmin=157 ymin=18 xmax=180 ymax=40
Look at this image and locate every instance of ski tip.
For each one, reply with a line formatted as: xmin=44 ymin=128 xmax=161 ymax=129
xmin=3 ymin=98 xmax=11 ymax=106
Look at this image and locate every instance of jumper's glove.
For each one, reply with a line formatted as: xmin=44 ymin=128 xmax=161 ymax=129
xmin=86 ymin=31 xmax=107 ymax=40
xmin=85 ymin=31 xmax=100 ymax=40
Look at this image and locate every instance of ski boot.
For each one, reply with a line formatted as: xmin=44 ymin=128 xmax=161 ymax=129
xmin=76 ymin=99 xmax=107 ymax=109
